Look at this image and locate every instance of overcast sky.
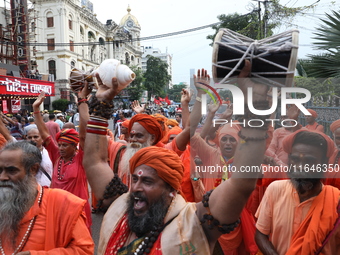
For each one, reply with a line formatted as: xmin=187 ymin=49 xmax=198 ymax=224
xmin=91 ymin=0 xmax=338 ymax=84
xmin=26 ymin=0 xmax=338 ymax=84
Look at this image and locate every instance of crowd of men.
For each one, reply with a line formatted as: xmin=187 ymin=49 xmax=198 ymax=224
xmin=0 ymin=60 xmax=339 ymax=254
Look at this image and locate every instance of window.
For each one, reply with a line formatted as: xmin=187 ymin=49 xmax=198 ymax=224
xmin=47 ymin=17 xmax=54 ymax=27
xmin=70 ymin=40 xmax=74 ymax=52
xmin=71 ymin=61 xmax=75 ymax=68
xmin=46 ymin=12 xmax=54 ymax=27
xmin=69 ymin=15 xmax=73 ymax=30
xmin=48 ymin=60 xmax=56 ymax=80
xmin=47 ymin=38 xmax=55 ymax=51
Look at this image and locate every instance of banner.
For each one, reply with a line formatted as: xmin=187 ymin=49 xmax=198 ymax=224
xmin=0 ymin=75 xmax=55 ymax=96
xmin=11 ymin=99 xmax=21 ymax=113
xmin=2 ymin=100 xmax=8 ymax=113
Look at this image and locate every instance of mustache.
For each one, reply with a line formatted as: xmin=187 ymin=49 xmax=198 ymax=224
xmin=129 ymin=142 xmax=143 ymax=149
xmin=0 ymin=181 xmax=15 ymax=188
xmin=130 ymin=192 xmax=148 ymax=203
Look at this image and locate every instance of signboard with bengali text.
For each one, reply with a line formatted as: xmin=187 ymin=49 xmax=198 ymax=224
xmin=0 ymin=75 xmax=55 ymax=96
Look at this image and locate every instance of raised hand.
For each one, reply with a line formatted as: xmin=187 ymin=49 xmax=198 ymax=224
xmin=207 ymin=101 xmax=220 ymax=114
xmin=238 ymin=60 xmax=269 ymax=102
xmin=181 ymin=89 xmax=192 ymax=105
xmin=33 ymin=91 xmax=46 ymax=109
xmin=95 ymin=74 xmax=122 ymax=102
xmin=193 ymin=68 xmax=210 ymax=92
xmin=221 ymin=104 xmax=233 ymax=119
xmin=287 ymin=104 xmax=300 ymax=120
xmin=131 ymin=100 xmax=145 ymax=114
xmin=78 ymin=80 xmax=92 ymax=99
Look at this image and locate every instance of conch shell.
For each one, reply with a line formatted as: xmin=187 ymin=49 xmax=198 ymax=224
xmin=92 ymin=59 xmax=135 ymax=89
xmin=69 ymin=68 xmax=96 ymax=92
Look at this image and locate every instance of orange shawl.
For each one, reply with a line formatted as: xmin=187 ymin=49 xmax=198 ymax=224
xmin=286 ymin=186 xmax=340 ymax=255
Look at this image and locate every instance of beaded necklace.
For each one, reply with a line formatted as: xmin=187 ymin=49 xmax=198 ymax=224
xmin=0 ymin=186 xmax=43 ymax=255
xmin=57 ymin=155 xmax=75 ymax=180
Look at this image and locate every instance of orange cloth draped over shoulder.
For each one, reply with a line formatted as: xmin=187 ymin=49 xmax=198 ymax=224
xmin=0 ymin=133 xmax=6 ymax=150
xmin=286 ymin=185 xmax=340 ymax=255
xmin=129 ymin=146 xmax=184 ymax=196
xmin=129 ymin=114 xmax=164 ymax=145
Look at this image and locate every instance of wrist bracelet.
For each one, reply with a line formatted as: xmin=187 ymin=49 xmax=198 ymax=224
xmin=78 ymin=98 xmax=88 ymax=106
xmin=196 ymin=96 xmax=202 ymax=103
xmin=33 ymin=111 xmax=40 ymax=114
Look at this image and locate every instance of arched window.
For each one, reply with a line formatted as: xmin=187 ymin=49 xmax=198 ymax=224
xmin=99 ymin=37 xmax=105 ymax=45
xmin=80 ymin=26 xmax=84 ymax=35
xmin=71 ymin=61 xmax=75 ymax=68
xmin=46 ymin=12 xmax=53 ymax=27
xmin=68 ymin=14 xmax=73 ymax=30
xmin=48 ymin=60 xmax=56 ymax=80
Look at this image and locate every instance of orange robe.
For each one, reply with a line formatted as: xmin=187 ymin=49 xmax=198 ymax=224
xmin=2 ymin=185 xmax=94 ymax=254
xmin=0 ymin=133 xmax=6 ymax=150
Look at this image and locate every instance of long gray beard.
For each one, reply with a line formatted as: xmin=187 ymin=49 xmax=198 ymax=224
xmin=120 ymin=139 xmax=152 ymax=177
xmin=0 ymin=174 xmax=38 ymax=247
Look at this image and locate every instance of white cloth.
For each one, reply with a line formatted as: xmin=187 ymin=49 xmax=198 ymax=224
xmin=36 ymin=147 xmax=53 ymax=187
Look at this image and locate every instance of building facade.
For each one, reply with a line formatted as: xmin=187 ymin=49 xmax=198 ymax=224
xmin=142 ymin=46 xmax=173 ymax=87
xmin=29 ymin=0 xmax=142 ymax=102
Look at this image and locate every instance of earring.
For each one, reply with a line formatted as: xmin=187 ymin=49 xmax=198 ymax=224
xmin=169 ymin=192 xmax=174 ymax=197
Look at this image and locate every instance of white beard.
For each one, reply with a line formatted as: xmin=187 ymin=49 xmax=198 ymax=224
xmin=119 ymin=138 xmax=152 ymax=177
xmin=0 ymin=174 xmax=37 ymax=246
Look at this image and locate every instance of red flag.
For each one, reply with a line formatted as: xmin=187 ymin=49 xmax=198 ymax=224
xmin=158 ymin=97 xmax=165 ymax=102
xmin=165 ymin=95 xmax=171 ymax=105
xmin=154 ymin=98 xmax=161 ymax=105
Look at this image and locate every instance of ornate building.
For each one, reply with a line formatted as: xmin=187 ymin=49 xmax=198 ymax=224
xmin=30 ymin=1 xmax=142 ymax=101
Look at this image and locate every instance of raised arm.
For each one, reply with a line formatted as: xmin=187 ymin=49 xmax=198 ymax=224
xmin=199 ymin=102 xmax=220 ymax=139
xmin=196 ymin=60 xmax=269 ymax=246
xmin=0 ymin=113 xmax=12 ymax=141
xmin=77 ymin=83 xmax=91 ymax=150
xmin=83 ymin=75 xmax=126 ymax=207
xmin=33 ymin=92 xmax=51 ymax=145
xmin=180 ymin=89 xmax=191 ymax=129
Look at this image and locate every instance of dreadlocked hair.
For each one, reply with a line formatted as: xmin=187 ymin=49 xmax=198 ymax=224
xmin=94 ymin=173 xmax=128 ymax=213
xmin=88 ymin=95 xmax=114 ymax=120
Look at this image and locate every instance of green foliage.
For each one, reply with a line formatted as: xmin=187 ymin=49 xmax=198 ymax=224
xmin=304 ymin=10 xmax=340 ymax=79
xmin=144 ymin=56 xmax=171 ymax=99
xmin=125 ymin=65 xmax=145 ymax=101
xmin=207 ymin=1 xmax=317 ymax=46
xmin=167 ymin=84 xmax=187 ymax=102
xmin=207 ymin=12 xmax=263 ymax=45
xmin=52 ymin=99 xmax=69 ymax=112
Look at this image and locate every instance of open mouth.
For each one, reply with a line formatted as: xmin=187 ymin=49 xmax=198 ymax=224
xmin=133 ymin=196 xmax=148 ymax=213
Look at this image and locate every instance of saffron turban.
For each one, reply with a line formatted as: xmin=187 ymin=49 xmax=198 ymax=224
xmin=128 ymin=114 xmax=164 ymax=145
xmin=282 ymin=129 xmax=334 ymax=158
xmin=129 ymin=146 xmax=184 ymax=192
xmin=167 ymin=126 xmax=182 ymax=141
xmin=121 ymin=119 xmax=130 ymax=128
xmin=307 ymin=109 xmax=318 ymax=118
xmin=166 ymin=119 xmax=179 ymax=127
xmin=56 ymin=128 xmax=79 ymax=144
xmin=330 ymin=119 xmax=340 ymax=133
xmin=217 ymin=123 xmax=240 ymax=146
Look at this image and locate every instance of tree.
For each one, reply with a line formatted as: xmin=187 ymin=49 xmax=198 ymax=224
xmin=124 ymin=65 xmax=145 ymax=101
xmin=144 ymin=56 xmax=171 ymax=99
xmin=300 ymin=10 xmax=340 ymax=78
xmin=52 ymin=99 xmax=69 ymax=112
xmin=207 ymin=12 xmax=263 ymax=45
xmin=207 ymin=1 xmax=317 ymax=45
xmin=167 ymin=84 xmax=187 ymax=102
